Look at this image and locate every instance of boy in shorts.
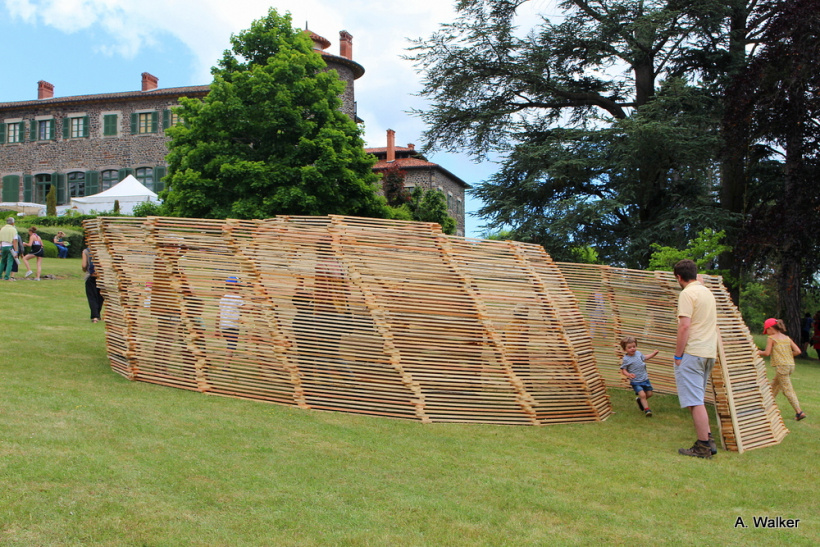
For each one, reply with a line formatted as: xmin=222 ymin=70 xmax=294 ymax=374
xmin=619 ymin=336 xmax=659 ymax=417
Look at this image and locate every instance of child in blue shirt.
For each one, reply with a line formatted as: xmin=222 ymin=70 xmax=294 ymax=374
xmin=619 ymin=336 xmax=659 ymax=417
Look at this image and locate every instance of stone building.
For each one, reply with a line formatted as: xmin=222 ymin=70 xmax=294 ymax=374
xmin=0 ymin=30 xmax=467 ymax=233
xmin=366 ymin=129 xmax=469 ymax=236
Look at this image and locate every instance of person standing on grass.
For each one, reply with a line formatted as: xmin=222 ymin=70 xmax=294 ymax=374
xmin=619 ymin=336 xmax=658 ymax=417
xmin=0 ymin=217 xmax=20 ymax=281
xmin=82 ymin=247 xmax=104 ymax=323
xmin=9 ymin=231 xmax=24 ymax=280
xmin=758 ymin=318 xmax=807 ymax=421
xmin=673 ymin=259 xmax=718 ymax=459
xmin=22 ymin=226 xmax=44 ymax=281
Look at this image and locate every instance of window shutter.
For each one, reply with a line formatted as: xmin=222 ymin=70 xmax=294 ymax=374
xmin=2 ymin=175 xmax=20 ymax=202
xmin=103 ymin=114 xmax=117 ymax=136
xmin=48 ymin=120 xmax=55 ymax=140
xmin=82 ymin=116 xmax=90 ymax=138
xmin=18 ymin=121 xmax=25 ymax=142
xmin=118 ymin=168 xmax=134 ymax=181
xmin=23 ymin=175 xmax=33 ymax=202
xmin=55 ymin=173 xmax=66 ymax=205
xmin=86 ymin=171 xmax=99 ymax=195
xmin=154 ymin=165 xmax=167 ymax=193
xmin=0 ymin=123 xmax=6 ymax=144
xmin=130 ymin=113 xmax=138 ymax=134
xmin=62 ymin=119 xmax=70 ymax=140
xmin=30 ymin=120 xmax=37 ymax=141
xmin=163 ymin=109 xmax=171 ymax=130
xmin=150 ymin=111 xmax=158 ymax=133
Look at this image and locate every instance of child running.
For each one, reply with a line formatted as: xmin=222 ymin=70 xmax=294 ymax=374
xmin=619 ymin=336 xmax=659 ymax=417
xmin=758 ymin=318 xmax=807 ymax=421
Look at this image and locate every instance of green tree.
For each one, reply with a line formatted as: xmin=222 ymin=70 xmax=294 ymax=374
xmin=409 ymin=186 xmax=457 ymax=235
xmin=409 ymin=0 xmax=728 ymax=266
xmin=46 ymin=185 xmax=56 ymax=217
xmin=162 ymin=9 xmax=389 ymax=220
xmin=381 ymin=163 xmax=412 ymax=208
xmin=648 ymin=228 xmax=731 ymax=276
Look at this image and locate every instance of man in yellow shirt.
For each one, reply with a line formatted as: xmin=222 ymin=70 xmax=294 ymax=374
xmin=673 ymin=259 xmax=718 ymax=458
xmin=0 ymin=217 xmax=20 ymax=281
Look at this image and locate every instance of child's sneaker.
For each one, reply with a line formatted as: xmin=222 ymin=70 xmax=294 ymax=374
xmin=24 ymin=270 xmax=33 ymax=278
xmin=644 ymin=408 xmax=652 ymax=417
xmin=635 ymin=396 xmax=643 ymax=411
xmin=796 ymin=412 xmax=807 ymax=421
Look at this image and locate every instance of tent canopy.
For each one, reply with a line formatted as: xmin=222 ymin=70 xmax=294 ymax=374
xmin=70 ymin=175 xmax=159 ymax=214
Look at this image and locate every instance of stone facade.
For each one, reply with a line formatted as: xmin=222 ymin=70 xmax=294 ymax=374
xmin=0 ymin=80 xmax=208 ymax=206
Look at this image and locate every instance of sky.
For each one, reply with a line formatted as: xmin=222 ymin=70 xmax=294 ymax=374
xmin=0 ymin=0 xmax=531 ymax=237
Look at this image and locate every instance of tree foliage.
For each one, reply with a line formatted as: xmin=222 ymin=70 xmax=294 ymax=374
xmin=409 ymin=0 xmax=730 ymax=266
xmin=162 ymin=9 xmax=389 ymax=220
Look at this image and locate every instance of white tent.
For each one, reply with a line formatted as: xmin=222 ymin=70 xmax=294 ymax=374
xmin=70 ymin=175 xmax=159 ymax=214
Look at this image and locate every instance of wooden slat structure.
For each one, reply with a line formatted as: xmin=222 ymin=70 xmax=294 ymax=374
xmin=556 ymin=263 xmax=788 ymax=452
xmin=84 ymin=215 xmax=612 ymax=426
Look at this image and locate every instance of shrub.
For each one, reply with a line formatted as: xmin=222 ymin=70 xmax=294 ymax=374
xmin=41 ymin=241 xmax=58 ymax=258
xmin=132 ymin=201 xmax=164 ymax=217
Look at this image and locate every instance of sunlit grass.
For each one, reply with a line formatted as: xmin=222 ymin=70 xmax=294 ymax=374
xmin=1 ymin=259 xmax=817 ymax=545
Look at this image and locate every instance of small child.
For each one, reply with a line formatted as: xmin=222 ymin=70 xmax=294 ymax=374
xmin=218 ymin=276 xmax=244 ymax=361
xmin=758 ymin=318 xmax=807 ymax=421
xmin=619 ymin=336 xmax=659 ymax=417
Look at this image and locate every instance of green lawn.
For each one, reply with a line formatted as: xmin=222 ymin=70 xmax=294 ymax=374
xmin=1 ymin=259 xmax=817 ymax=546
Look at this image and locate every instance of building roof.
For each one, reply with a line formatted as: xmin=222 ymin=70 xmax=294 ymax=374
xmin=0 ymin=85 xmax=210 ymax=110
xmin=366 ymin=153 xmax=471 ymax=189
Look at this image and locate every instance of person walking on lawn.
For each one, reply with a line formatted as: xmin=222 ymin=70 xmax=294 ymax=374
xmin=0 ymin=217 xmax=20 ymax=281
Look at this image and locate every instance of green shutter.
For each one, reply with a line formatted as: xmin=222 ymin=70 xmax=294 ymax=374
xmin=48 ymin=120 xmax=55 ymax=140
xmin=0 ymin=123 xmax=6 ymax=144
xmin=103 ymin=114 xmax=117 ymax=136
xmin=2 ymin=175 xmax=20 ymax=202
xmin=130 ymin=113 xmax=138 ymax=134
xmin=150 ymin=111 xmax=158 ymax=133
xmin=18 ymin=121 xmax=25 ymax=142
xmin=154 ymin=165 xmax=167 ymax=193
xmin=82 ymin=116 xmax=90 ymax=138
xmin=86 ymin=171 xmax=100 ymax=195
xmin=163 ymin=109 xmax=171 ymax=130
xmin=118 ymin=168 xmax=134 ymax=181
xmin=30 ymin=120 xmax=37 ymax=141
xmin=62 ymin=119 xmax=70 ymax=140
xmin=23 ymin=176 xmax=33 ymax=202
xmin=55 ymin=173 xmax=66 ymax=205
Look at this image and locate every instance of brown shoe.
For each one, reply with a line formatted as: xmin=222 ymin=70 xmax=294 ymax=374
xmin=708 ymin=432 xmax=718 ymax=455
xmin=678 ymin=440 xmax=712 ymax=459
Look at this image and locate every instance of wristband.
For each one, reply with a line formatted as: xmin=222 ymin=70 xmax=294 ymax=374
xmin=674 ymin=355 xmax=682 ymax=360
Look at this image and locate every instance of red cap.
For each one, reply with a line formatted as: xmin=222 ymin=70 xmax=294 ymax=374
xmin=763 ymin=318 xmax=778 ymax=331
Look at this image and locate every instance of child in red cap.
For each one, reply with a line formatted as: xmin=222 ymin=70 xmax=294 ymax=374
xmin=758 ymin=318 xmax=806 ymax=421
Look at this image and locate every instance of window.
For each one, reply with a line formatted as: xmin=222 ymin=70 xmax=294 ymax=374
xmin=132 ymin=112 xmax=158 ymax=134
xmin=103 ymin=114 xmax=118 ymax=137
xmin=102 ymin=170 xmax=119 ymax=191
xmin=34 ymin=174 xmax=52 ymax=204
xmin=163 ymin=109 xmax=181 ymax=129
xmin=37 ymin=119 xmax=55 ymax=141
xmin=6 ymin=121 xmax=23 ymax=143
xmin=68 ymin=171 xmax=85 ymax=198
xmin=63 ymin=116 xmax=89 ymax=139
xmin=135 ymin=167 xmax=154 ymax=191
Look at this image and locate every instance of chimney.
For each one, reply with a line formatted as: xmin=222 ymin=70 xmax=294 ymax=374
xmin=339 ymin=31 xmax=353 ymax=60
xmin=141 ymin=72 xmax=159 ymax=91
xmin=38 ymin=80 xmax=54 ymax=100
xmin=407 ymin=143 xmax=415 ymax=150
xmin=386 ymin=129 xmax=396 ymax=162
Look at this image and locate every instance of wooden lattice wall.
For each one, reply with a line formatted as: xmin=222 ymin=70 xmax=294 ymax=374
xmin=557 ymin=263 xmax=788 ymax=452
xmin=84 ymin=215 xmax=612 ymax=426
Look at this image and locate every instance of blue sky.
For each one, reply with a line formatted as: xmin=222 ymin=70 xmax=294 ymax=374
xmin=0 ymin=0 xmax=516 ymax=236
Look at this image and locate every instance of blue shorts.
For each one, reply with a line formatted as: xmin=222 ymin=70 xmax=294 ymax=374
xmin=674 ymin=353 xmax=715 ymax=407
xmin=630 ymin=380 xmax=653 ymax=395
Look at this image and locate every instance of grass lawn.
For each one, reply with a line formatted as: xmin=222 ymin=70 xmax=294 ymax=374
xmin=1 ymin=258 xmax=818 ymax=546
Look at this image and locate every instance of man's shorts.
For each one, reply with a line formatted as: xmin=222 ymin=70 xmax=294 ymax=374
xmin=630 ymin=380 xmax=653 ymax=395
xmin=674 ymin=353 xmax=715 ymax=408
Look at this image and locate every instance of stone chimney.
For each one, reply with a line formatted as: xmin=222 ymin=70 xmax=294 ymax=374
xmin=408 ymin=143 xmax=415 ymax=151
xmin=38 ymin=80 xmax=54 ymax=100
xmin=386 ymin=129 xmax=396 ymax=162
xmin=141 ymin=72 xmax=159 ymax=91
xmin=339 ymin=31 xmax=353 ymax=60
